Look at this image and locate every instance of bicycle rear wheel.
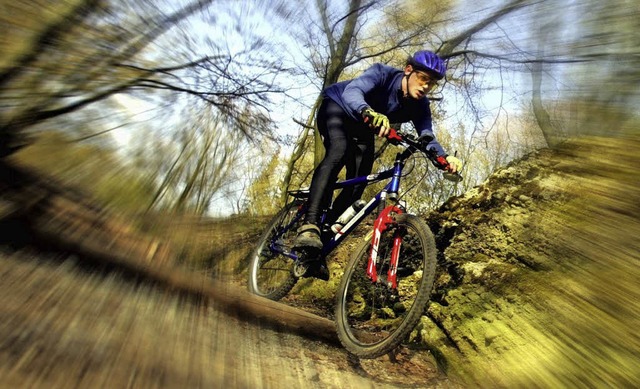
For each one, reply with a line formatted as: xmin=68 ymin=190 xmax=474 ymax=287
xmin=335 ymin=213 xmax=437 ymax=358
xmin=247 ymin=201 xmax=302 ymax=300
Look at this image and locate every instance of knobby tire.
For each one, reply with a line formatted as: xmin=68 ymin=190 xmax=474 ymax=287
xmin=247 ymin=201 xmax=301 ymax=300
xmin=335 ymin=214 xmax=437 ymax=359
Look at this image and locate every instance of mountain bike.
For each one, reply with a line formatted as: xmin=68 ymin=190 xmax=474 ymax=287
xmin=247 ymin=129 xmax=461 ymax=358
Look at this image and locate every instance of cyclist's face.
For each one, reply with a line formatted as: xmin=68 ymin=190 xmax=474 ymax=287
xmin=404 ymin=65 xmax=439 ymax=99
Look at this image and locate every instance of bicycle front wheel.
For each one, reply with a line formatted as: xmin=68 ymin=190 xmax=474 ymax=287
xmin=335 ymin=213 xmax=437 ymax=358
xmin=247 ymin=201 xmax=302 ymax=300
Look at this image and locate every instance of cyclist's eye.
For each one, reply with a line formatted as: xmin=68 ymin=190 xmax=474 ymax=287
xmin=415 ymin=73 xmax=436 ymax=86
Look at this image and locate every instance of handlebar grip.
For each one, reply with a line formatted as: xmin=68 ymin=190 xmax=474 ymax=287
xmin=383 ymin=129 xmax=463 ymax=182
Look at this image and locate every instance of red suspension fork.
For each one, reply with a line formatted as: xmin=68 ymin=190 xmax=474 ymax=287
xmin=388 ymin=231 xmax=402 ymax=289
xmin=367 ymin=205 xmax=403 ymax=288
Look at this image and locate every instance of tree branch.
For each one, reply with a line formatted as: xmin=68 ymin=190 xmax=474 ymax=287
xmin=438 ymin=0 xmax=534 ymax=56
xmin=445 ymin=49 xmax=590 ymax=64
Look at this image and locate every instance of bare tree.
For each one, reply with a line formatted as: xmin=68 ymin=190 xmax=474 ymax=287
xmin=133 ymin=103 xmax=244 ymax=216
xmin=0 ymin=0 xmax=288 ymax=156
xmin=437 ymin=0 xmax=640 ymax=146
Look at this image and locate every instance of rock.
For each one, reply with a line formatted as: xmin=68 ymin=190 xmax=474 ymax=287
xmin=484 ymin=328 xmax=499 ymax=346
xmin=492 ymin=191 xmax=506 ymax=202
xmin=518 ymin=194 xmax=532 ymax=203
xmin=481 ymin=312 xmax=496 ymax=323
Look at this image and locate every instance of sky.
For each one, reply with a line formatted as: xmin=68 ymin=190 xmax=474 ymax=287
xmin=110 ymin=1 xmax=316 ymax=150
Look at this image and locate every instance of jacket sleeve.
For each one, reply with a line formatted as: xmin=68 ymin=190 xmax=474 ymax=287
xmin=412 ymin=101 xmax=446 ymax=156
xmin=340 ymin=64 xmax=385 ymax=118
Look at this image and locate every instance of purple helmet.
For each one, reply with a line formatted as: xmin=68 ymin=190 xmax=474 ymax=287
xmin=408 ymin=50 xmax=446 ymax=80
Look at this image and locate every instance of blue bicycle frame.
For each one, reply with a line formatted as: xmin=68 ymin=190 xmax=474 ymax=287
xmin=270 ymin=140 xmax=415 ymax=263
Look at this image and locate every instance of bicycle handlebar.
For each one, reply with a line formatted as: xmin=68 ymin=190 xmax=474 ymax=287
xmin=386 ymin=128 xmax=463 ymax=182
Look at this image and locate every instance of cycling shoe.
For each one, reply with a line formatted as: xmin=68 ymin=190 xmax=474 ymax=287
xmin=293 ymin=223 xmax=323 ymax=250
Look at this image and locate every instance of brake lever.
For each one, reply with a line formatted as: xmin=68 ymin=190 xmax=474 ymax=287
xmin=432 ymin=154 xmax=463 ymax=183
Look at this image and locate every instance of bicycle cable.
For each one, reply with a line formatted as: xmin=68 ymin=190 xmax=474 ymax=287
xmin=394 ymin=151 xmax=431 ymax=209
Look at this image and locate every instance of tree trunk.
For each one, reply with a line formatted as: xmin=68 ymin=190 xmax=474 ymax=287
xmin=280 ymin=0 xmax=364 ymax=198
xmin=531 ymin=60 xmax=556 ymax=148
xmin=279 ymin=98 xmax=320 ymax=205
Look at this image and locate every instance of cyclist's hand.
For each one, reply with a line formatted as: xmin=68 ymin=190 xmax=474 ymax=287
xmin=445 ymin=155 xmax=462 ymax=174
xmin=433 ymin=154 xmax=462 ymax=173
xmin=362 ymin=108 xmax=390 ymax=137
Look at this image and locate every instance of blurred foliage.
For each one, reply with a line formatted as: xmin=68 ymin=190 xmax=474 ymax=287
xmin=0 ymin=0 xmax=287 ymax=142
xmin=368 ymin=0 xmax=456 ymax=67
xmin=0 ymin=0 xmax=299 ymax=218
xmin=137 ymin=212 xmax=269 ymax=273
xmin=9 ymin=127 xmax=270 ymax=271
xmin=243 ymin=151 xmax=283 ymax=215
xmin=11 ymin=131 xmax=156 ymax=213
xmin=130 ymin=104 xmax=247 ymax=215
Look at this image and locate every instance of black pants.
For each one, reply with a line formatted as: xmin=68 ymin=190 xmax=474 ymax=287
xmin=305 ymin=98 xmax=374 ymax=225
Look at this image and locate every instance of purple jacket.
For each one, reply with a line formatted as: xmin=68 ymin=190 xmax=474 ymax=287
xmin=323 ymin=63 xmax=445 ymax=156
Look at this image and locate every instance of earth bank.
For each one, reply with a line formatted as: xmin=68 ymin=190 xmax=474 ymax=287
xmin=417 ymin=136 xmax=640 ymax=386
xmin=278 ymin=136 xmax=640 ymax=387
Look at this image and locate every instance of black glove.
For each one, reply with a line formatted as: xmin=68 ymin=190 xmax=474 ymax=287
xmin=417 ymin=134 xmax=434 ymax=151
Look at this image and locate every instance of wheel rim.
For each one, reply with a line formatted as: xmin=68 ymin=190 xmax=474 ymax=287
xmin=251 ymin=249 xmax=292 ymax=296
xmin=339 ymin=222 xmax=427 ymax=347
xmin=250 ymin=208 xmax=298 ymax=297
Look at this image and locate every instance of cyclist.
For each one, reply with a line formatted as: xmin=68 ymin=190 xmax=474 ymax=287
xmin=294 ymin=50 xmax=462 ymax=265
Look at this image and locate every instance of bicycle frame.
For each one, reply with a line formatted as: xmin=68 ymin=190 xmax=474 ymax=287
xmin=270 ymin=139 xmax=418 ymax=288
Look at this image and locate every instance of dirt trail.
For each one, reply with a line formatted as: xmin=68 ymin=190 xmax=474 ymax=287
xmin=0 ymin=250 xmax=460 ymax=388
xmin=0 ymin=158 xmax=461 ymax=388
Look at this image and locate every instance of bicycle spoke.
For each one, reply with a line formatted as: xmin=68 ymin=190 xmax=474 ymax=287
xmin=248 ymin=202 xmax=302 ymax=300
